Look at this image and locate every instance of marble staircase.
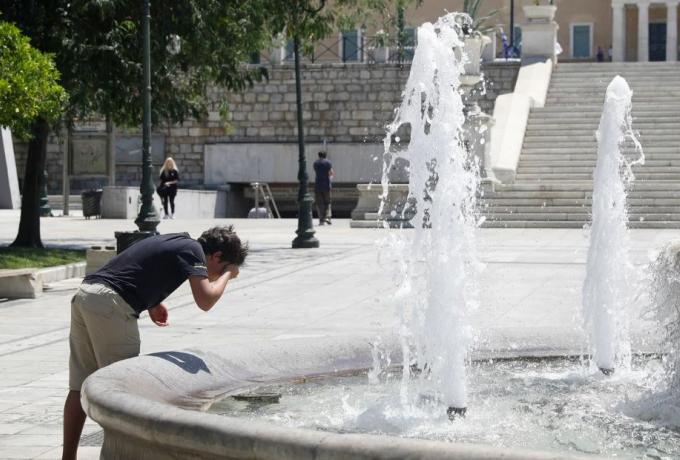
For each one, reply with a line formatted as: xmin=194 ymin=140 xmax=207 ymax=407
xmin=483 ymin=62 xmax=680 ymax=228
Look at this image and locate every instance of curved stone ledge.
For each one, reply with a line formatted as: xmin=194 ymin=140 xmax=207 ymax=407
xmin=83 ymin=337 xmax=594 ymax=460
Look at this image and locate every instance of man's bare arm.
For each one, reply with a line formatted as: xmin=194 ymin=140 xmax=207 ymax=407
xmin=189 ymin=265 xmax=239 ymax=311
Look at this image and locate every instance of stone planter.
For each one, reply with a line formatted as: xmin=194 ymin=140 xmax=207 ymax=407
xmin=371 ymin=46 xmax=389 ymax=63
xmin=460 ymin=35 xmax=492 ymax=85
xmin=522 ymin=5 xmax=557 ymax=23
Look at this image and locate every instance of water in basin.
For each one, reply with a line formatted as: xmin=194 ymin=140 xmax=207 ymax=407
xmin=209 ymin=357 xmax=680 ymax=459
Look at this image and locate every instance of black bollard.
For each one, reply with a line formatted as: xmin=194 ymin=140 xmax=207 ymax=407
xmin=447 ymin=406 xmax=467 ymax=420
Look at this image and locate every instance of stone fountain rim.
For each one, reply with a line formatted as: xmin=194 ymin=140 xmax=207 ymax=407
xmin=81 ymin=335 xmax=604 ymax=460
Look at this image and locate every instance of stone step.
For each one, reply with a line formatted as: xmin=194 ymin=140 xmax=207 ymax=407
xmin=545 ymin=98 xmax=680 ymax=105
xmin=519 ymin=154 xmax=674 ymax=162
xmin=523 ymin=129 xmax=680 ymax=137
xmin=523 ymin=135 xmax=680 ymax=144
xmin=549 ymin=88 xmax=680 ymax=94
xmin=481 ymin=220 xmax=680 ymax=229
xmin=529 ymin=110 xmax=680 ymax=117
xmin=486 ymin=190 xmax=680 ymax=199
xmin=551 ymin=74 xmax=680 ymax=80
xmin=495 ymin=181 xmax=680 ymax=191
xmin=482 ymin=197 xmax=680 ymax=206
xmin=518 ymin=160 xmax=679 ymax=167
xmin=533 ymin=106 xmax=680 ymax=114
xmin=517 ymin=164 xmax=680 ymax=171
xmin=514 ymin=173 xmax=680 ymax=181
xmin=484 ymin=212 xmax=680 ymax=221
xmin=526 ymin=122 xmax=680 ymax=130
xmin=483 ymin=205 xmax=680 ymax=214
xmin=554 ymin=62 xmax=680 ymax=70
xmin=551 ymin=76 xmax=680 ymax=82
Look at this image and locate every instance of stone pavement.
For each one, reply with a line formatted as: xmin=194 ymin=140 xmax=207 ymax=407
xmin=0 ymin=210 xmax=677 ymax=459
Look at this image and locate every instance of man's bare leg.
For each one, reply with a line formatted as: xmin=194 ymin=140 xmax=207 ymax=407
xmin=63 ymin=390 xmax=86 ymax=460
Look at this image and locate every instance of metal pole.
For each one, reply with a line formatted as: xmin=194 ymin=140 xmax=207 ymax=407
xmin=106 ymin=116 xmax=116 ymax=187
xmin=510 ymin=0 xmax=515 ymax=50
xmin=291 ymin=34 xmax=319 ymax=249
xmin=135 ymin=0 xmax=160 ymax=233
xmin=61 ymin=124 xmax=70 ymax=216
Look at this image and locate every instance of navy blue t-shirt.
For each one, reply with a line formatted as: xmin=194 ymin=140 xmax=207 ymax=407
xmin=84 ymin=233 xmax=208 ymax=314
xmin=313 ymin=158 xmax=333 ymax=192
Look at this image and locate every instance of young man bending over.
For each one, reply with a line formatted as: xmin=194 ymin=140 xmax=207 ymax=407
xmin=62 ymin=226 xmax=247 ymax=460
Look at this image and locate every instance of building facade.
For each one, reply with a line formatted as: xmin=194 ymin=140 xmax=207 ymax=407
xmin=306 ymin=1 xmax=678 ymax=63
xmin=12 ymin=0 xmax=677 ymax=209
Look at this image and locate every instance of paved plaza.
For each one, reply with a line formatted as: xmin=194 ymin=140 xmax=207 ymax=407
xmin=0 ymin=210 xmax=677 ymax=459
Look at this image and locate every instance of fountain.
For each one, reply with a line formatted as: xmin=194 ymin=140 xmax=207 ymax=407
xmin=80 ymin=14 xmax=680 ymax=460
xmin=377 ymin=13 xmax=480 ymax=417
xmin=582 ymin=76 xmax=643 ymax=375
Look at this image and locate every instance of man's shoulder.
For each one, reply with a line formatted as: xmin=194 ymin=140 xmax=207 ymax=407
xmin=151 ymin=233 xmax=200 ymax=251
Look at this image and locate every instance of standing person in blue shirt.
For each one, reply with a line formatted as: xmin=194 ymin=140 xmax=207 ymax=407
xmin=313 ymin=151 xmax=335 ymax=225
xmin=62 ymin=226 xmax=247 ymax=460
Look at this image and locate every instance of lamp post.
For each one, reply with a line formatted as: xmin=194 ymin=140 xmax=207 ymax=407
xmin=115 ymin=0 xmax=159 ymax=253
xmin=134 ymin=0 xmax=160 ymax=233
xmin=291 ymin=34 xmax=319 ymax=249
xmin=510 ymin=0 xmax=515 ymax=50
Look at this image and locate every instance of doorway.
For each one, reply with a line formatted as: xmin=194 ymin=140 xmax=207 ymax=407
xmin=649 ymin=23 xmax=667 ymax=61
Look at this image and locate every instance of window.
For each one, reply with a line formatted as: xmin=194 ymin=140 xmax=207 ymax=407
xmin=571 ymin=23 xmax=593 ymax=59
xmin=392 ymin=27 xmax=416 ymax=62
xmin=284 ymin=39 xmax=295 ymax=61
xmin=341 ymin=30 xmax=360 ymax=62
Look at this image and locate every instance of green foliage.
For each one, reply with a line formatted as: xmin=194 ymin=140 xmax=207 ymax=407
xmin=0 ymin=0 xmax=276 ymax=127
xmin=265 ymin=0 xmax=420 ymax=47
xmin=0 ymin=21 xmax=65 ymax=139
xmin=59 ymin=0 xmax=275 ymax=127
xmin=463 ymin=0 xmax=499 ymax=34
xmin=0 ymin=246 xmax=85 ymax=269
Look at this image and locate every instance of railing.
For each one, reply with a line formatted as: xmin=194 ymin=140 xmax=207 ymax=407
xmin=253 ymin=35 xmax=417 ymax=66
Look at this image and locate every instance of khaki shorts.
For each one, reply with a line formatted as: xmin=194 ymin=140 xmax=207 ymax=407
xmin=69 ymin=283 xmax=140 ymax=391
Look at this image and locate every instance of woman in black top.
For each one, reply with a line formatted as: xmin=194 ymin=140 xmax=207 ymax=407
xmin=157 ymin=157 xmax=180 ymax=219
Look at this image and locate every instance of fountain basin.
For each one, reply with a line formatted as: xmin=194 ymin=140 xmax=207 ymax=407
xmin=82 ymin=337 xmax=601 ymax=459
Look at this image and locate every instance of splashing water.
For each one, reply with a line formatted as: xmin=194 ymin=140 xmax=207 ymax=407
xmin=378 ymin=13 xmax=481 ymax=413
xmin=583 ymin=76 xmax=643 ymax=374
xmin=649 ymin=242 xmax=680 ymax=394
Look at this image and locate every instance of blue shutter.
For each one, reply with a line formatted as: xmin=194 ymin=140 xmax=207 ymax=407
xmin=342 ymin=30 xmax=359 ymax=62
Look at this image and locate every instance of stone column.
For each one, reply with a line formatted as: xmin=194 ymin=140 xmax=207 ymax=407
xmin=638 ymin=1 xmax=650 ymax=61
xmin=667 ymin=1 xmax=679 ymax=61
xmin=612 ymin=3 xmax=626 ymax=62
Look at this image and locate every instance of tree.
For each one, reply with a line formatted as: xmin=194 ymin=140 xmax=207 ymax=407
xmin=0 ymin=21 xmax=66 ymax=248
xmin=0 ymin=0 xmax=277 ymax=246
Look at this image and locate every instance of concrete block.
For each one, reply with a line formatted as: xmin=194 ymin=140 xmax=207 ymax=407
xmin=0 ymin=269 xmax=41 ymax=299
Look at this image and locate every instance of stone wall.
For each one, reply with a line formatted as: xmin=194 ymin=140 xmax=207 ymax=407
xmin=13 ymin=61 xmax=519 ymax=193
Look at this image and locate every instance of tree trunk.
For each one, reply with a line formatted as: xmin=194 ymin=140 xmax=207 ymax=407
xmin=11 ymin=118 xmax=49 ymax=248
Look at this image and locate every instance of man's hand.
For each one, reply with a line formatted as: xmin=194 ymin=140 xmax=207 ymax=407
xmin=225 ymin=264 xmax=239 ymax=279
xmin=149 ymin=303 xmax=169 ymax=327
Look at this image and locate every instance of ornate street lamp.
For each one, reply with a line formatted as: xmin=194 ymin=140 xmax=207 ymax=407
xmin=115 ymin=0 xmax=159 ymax=253
xmin=134 ymin=0 xmax=160 ymax=233
xmin=291 ymin=34 xmax=319 ymax=248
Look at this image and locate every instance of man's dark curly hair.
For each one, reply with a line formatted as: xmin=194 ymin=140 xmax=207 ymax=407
xmin=197 ymin=226 xmax=248 ymax=266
